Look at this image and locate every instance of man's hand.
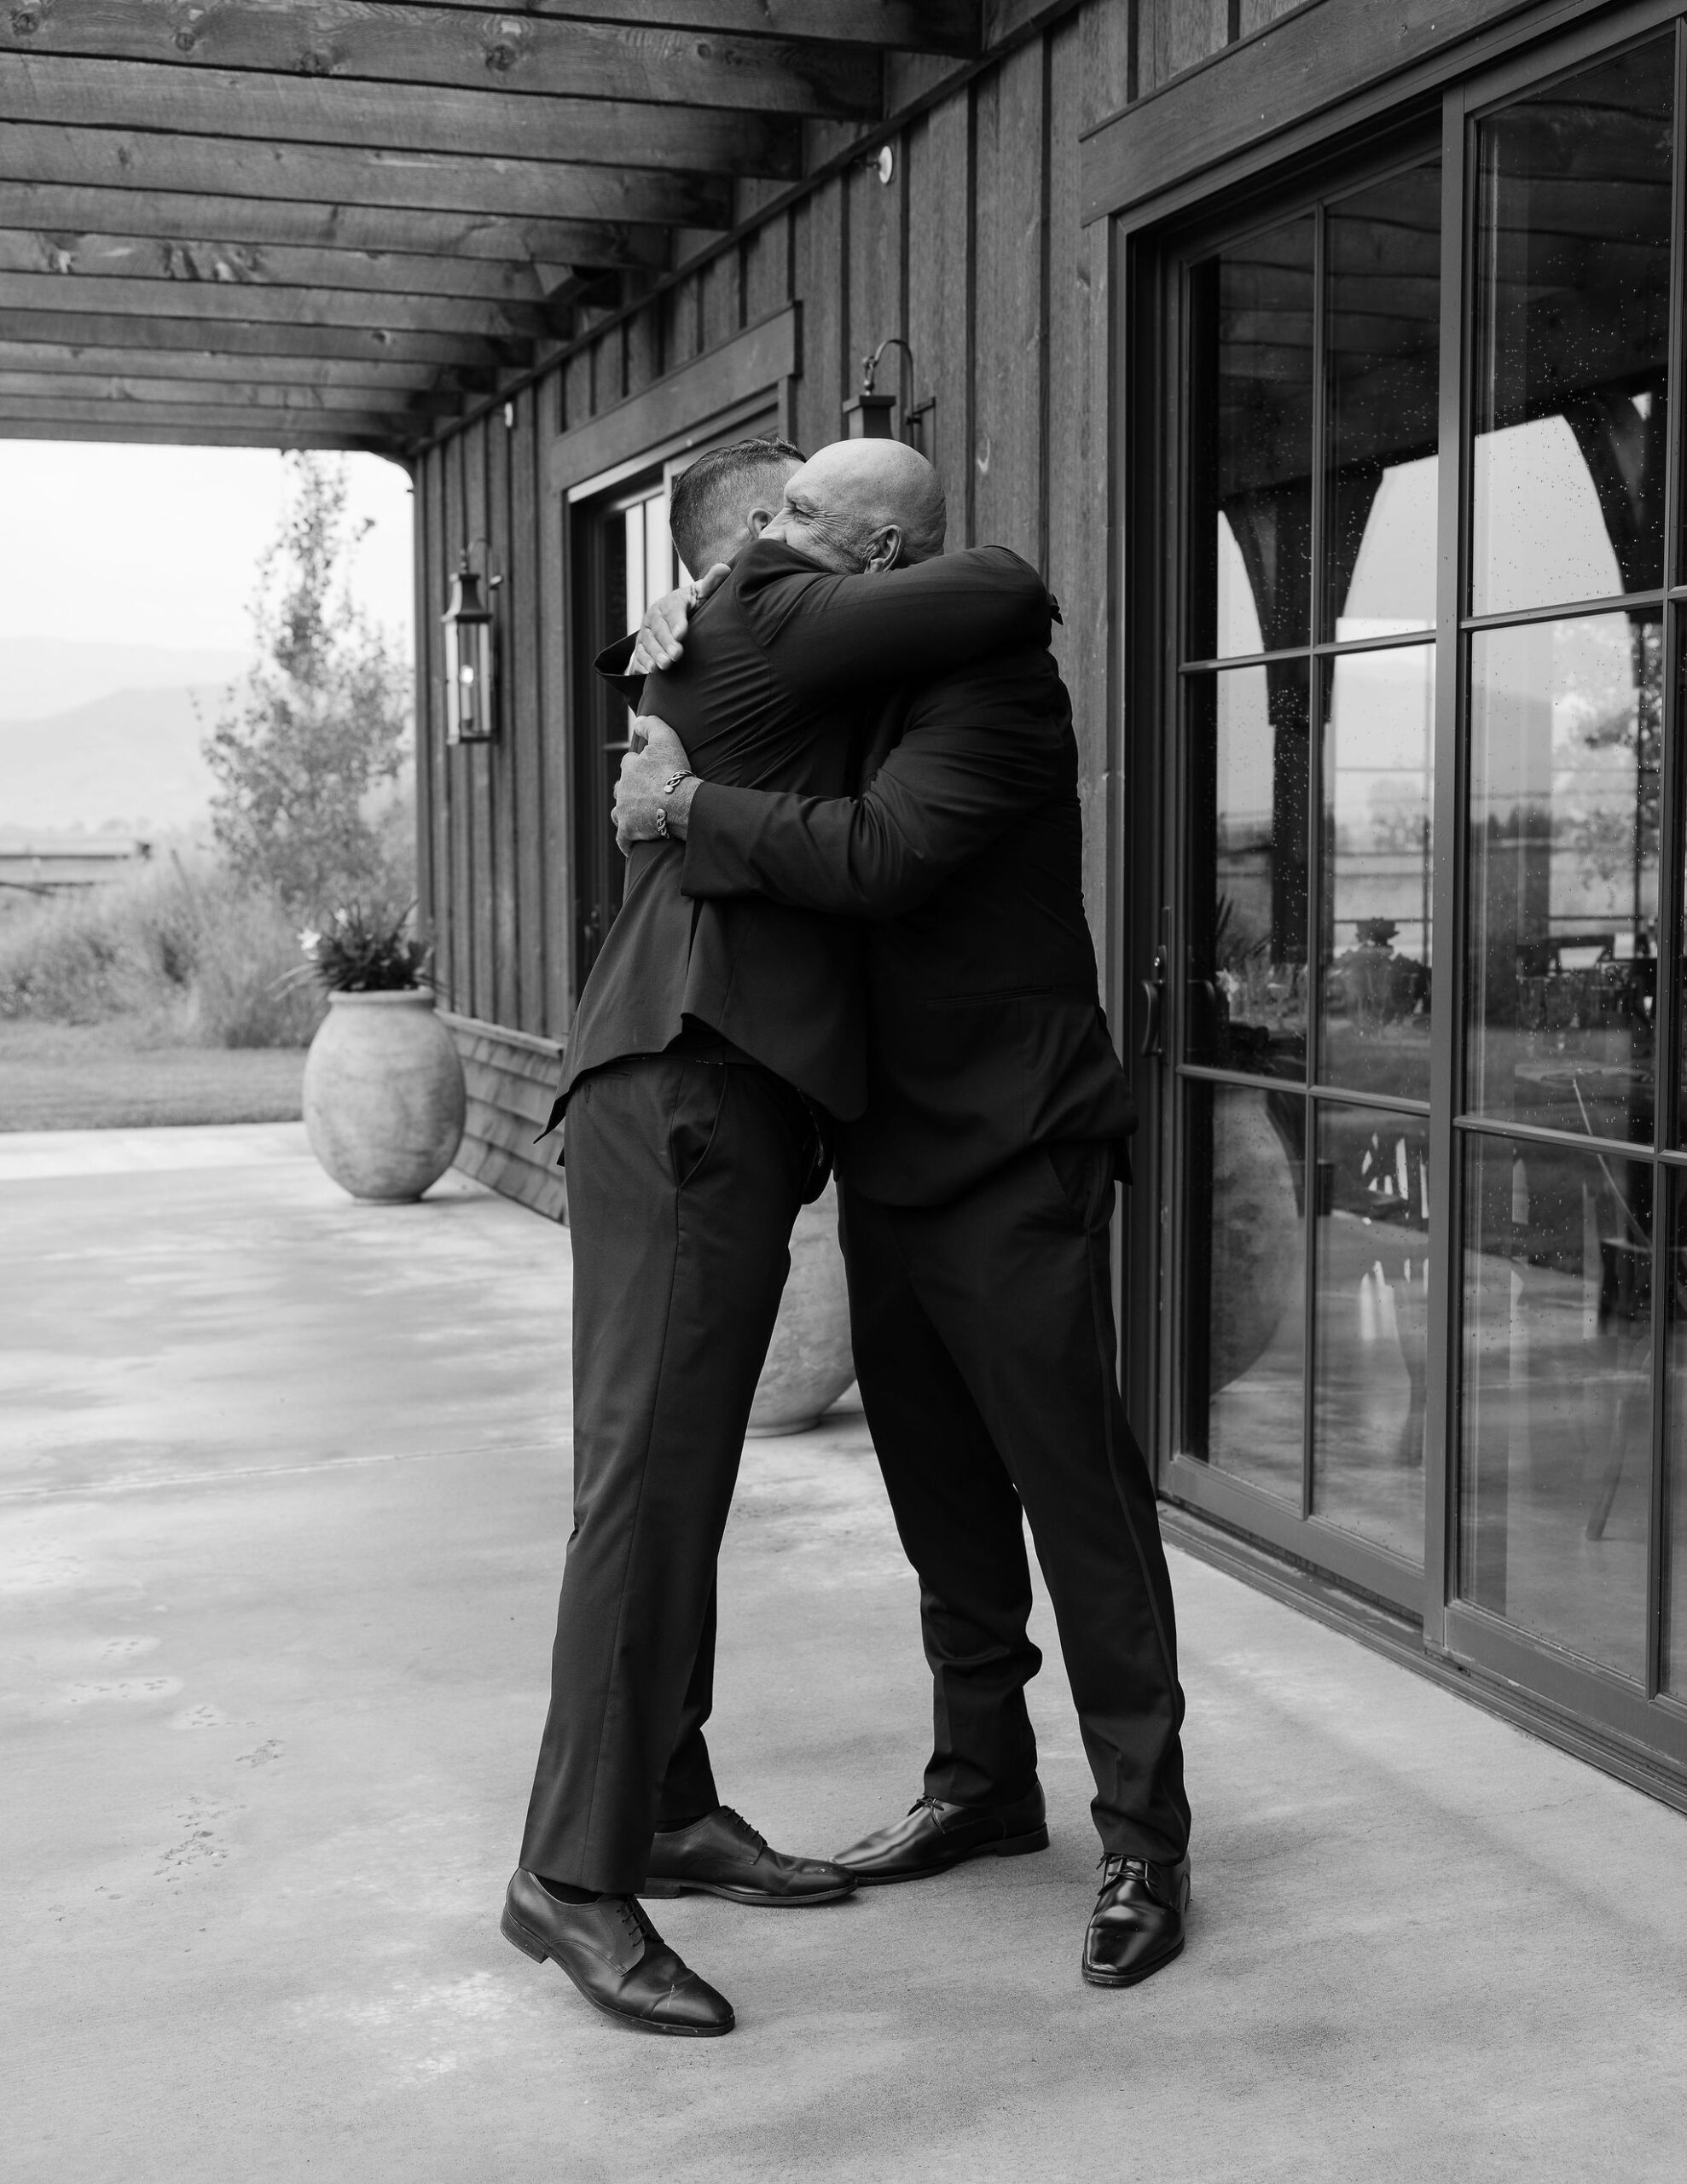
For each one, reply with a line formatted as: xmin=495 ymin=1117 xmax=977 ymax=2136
xmin=614 ymin=717 xmax=699 ymax=853
xmin=628 ymin=561 xmax=732 ymax=676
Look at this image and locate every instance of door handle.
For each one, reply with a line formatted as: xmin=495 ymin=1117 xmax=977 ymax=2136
xmin=1140 ymin=945 xmax=1169 ymax=1058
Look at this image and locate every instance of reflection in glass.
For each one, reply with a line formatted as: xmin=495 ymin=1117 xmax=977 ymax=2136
xmin=1325 ymin=163 xmax=1441 ymax=640
xmin=1189 ymin=662 xmax=1311 ymax=1078
xmin=1184 ymin=1081 xmax=1306 ymax=1502
xmin=1465 ymin=613 xmax=1660 ymax=1143
xmin=1460 ymin=1133 xmax=1650 ymax=1681
xmin=1471 ymin=40 xmax=1673 ymax=615
xmin=1312 ymin=1105 xmax=1430 ymax=1564
xmin=1190 ymin=216 xmax=1314 ymax=659
xmin=1319 ymin=647 xmax=1435 ymax=1099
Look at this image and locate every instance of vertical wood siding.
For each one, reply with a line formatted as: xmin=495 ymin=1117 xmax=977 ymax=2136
xmin=415 ymin=0 xmax=1246 ymax=1216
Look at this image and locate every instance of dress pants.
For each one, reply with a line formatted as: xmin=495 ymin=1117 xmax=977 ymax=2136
xmin=520 ymin=1050 xmax=815 ymax=1893
xmin=838 ymin=1142 xmax=1190 ymax=1866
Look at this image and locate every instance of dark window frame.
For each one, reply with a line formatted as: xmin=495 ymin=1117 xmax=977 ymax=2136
xmin=1124 ymin=4 xmax=1687 ymax=1786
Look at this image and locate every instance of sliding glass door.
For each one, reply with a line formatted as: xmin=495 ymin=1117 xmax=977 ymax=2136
xmin=1143 ymin=13 xmax=1687 ymax=1775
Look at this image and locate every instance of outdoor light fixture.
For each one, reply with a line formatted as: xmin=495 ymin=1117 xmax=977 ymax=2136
xmin=442 ymin=551 xmax=497 ymax=745
xmin=843 ymin=335 xmax=913 ymax=439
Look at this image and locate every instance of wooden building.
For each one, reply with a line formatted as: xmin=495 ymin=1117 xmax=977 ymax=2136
xmin=11 ymin=0 xmax=1687 ymax=1810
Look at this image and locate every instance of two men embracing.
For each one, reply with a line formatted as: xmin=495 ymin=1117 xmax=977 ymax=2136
xmin=501 ymin=434 xmax=1191 ymax=2036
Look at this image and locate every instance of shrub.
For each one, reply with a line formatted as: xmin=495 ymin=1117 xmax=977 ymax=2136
xmin=187 ymin=885 xmax=326 ymax=1048
xmin=0 ymin=857 xmax=324 ymax=1048
xmin=0 ymin=862 xmax=199 ymax=1025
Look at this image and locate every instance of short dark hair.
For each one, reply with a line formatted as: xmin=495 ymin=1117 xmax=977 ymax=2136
xmin=668 ymin=436 xmax=804 ymax=574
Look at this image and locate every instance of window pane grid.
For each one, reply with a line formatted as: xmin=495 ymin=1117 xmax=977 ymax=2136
xmin=1180 ymin=153 xmax=1442 ymax=1566
xmin=1163 ymin=13 xmax=1687 ymax=1753
xmin=1454 ymin=26 xmax=1682 ymax=1707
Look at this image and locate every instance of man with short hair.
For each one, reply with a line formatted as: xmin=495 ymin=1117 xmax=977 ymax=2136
xmin=665 ymin=433 xmax=803 ymax=577
xmin=504 ymin=437 xmax=1051 ymax=2036
xmin=613 ymin=449 xmax=1192 ymax=1994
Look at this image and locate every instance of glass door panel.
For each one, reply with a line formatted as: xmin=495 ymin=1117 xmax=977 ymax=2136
xmin=1188 ymin=215 xmax=1315 ymax=661
xmin=1172 ymin=152 xmax=1441 ymax=1599
xmin=1186 ymin=661 xmax=1311 ymax=1077
xmin=1464 ymin=611 xmax=1661 ymax=1143
xmin=1182 ymin=1079 xmax=1307 ymax=1502
xmin=1325 ymin=166 xmax=1442 ymax=639
xmin=1664 ymin=1176 xmax=1687 ymax=1693
xmin=1459 ymin=1132 xmax=1653 ymax=1682
xmin=1471 ymin=39 xmax=1674 ymax=616
xmin=1312 ymin=1103 xmax=1433 ymax=1559
xmin=1318 ymin=646 xmax=1435 ymax=1100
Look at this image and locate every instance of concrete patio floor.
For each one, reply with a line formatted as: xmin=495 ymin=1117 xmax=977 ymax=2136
xmin=5 ymin=1124 xmax=1684 ymax=2183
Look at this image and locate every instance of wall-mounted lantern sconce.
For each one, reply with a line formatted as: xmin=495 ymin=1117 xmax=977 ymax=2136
xmin=843 ymin=336 xmax=933 ymax=461
xmin=442 ymin=550 xmax=499 ymax=745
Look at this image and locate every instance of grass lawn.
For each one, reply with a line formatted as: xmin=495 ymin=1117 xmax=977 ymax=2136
xmin=0 ymin=1019 xmax=305 ymax=1131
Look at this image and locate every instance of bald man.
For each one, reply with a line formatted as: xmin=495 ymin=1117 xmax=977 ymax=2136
xmin=614 ymin=440 xmax=1191 ymax=1994
xmin=503 ymin=435 xmax=1051 ymax=2036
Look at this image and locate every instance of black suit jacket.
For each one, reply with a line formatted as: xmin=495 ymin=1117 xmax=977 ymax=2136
xmin=678 ymin=642 xmax=1135 ymax=1205
xmin=555 ymin=538 xmax=1051 ymax=1124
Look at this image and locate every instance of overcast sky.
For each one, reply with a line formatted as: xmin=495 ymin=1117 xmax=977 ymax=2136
xmin=0 ymin=442 xmax=415 ymax=659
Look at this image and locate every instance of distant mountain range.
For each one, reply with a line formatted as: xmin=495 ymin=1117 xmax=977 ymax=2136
xmin=0 ymin=681 xmax=246 ymax=836
xmin=0 ymin=636 xmax=250 ymax=723
xmin=0 ymin=637 xmax=253 ymax=834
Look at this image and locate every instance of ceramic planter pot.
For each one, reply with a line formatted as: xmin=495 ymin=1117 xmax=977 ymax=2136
xmin=747 ymin=1178 xmax=856 ymax=1437
xmin=302 ymin=989 xmax=467 ymax=1204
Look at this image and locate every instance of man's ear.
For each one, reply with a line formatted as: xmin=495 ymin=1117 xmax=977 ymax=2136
xmin=745 ymin=502 xmax=777 ymax=537
xmin=863 ymin=523 xmax=904 ymax=574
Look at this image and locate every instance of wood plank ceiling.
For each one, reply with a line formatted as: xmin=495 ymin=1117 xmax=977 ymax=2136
xmin=0 ymin=1 xmax=983 ymax=454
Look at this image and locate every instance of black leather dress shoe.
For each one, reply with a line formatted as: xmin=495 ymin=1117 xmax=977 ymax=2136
xmin=501 ymin=1869 xmax=734 ymax=2036
xmin=832 ymin=1786 xmax=1049 ymax=1885
xmin=642 ymin=1805 xmax=856 ymax=1906
xmin=1081 ymin=1853 xmax=1191 ymax=1988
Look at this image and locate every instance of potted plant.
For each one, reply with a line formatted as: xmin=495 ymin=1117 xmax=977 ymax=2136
xmin=295 ymin=903 xmax=466 ymax=1203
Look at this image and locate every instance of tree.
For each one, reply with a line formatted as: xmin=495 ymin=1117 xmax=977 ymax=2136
xmin=205 ymin=455 xmax=412 ymax=915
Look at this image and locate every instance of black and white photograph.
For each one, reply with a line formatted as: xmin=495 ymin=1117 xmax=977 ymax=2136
xmin=3 ymin=3 xmax=1684 ymax=2178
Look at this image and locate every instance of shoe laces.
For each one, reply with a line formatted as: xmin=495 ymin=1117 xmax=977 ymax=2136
xmin=718 ymin=1806 xmax=767 ymax=1856
xmin=612 ymin=1896 xmax=653 ymax=1949
xmin=907 ymin=1794 xmax=947 ymax=1817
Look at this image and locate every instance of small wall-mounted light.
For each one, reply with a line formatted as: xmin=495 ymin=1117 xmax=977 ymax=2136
xmin=844 ymin=335 xmax=914 ymax=440
xmin=443 ymin=551 xmax=499 ymax=745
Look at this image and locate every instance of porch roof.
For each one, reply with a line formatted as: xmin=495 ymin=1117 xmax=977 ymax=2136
xmin=0 ymin=1 xmax=986 ymax=458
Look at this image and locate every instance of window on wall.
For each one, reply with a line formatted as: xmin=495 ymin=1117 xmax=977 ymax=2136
xmin=570 ymin=407 xmax=779 ymax=985
xmin=1150 ymin=15 xmax=1687 ymax=1774
xmin=573 ymin=472 xmax=679 ymax=982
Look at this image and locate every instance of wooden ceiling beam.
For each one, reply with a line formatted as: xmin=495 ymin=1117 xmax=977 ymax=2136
xmin=0 ymin=308 xmax=516 ymax=367
xmin=0 ymin=124 xmax=739 ymax=226
xmin=0 ymin=269 xmax=551 ymax=337
xmin=0 ymin=392 xmax=418 ymax=438
xmin=0 ymin=5 xmax=884 ymax=120
xmin=0 ymin=229 xmax=574 ymax=304
xmin=0 ymin=340 xmax=489 ymax=392
xmin=0 ymin=55 xmax=809 ymax=173
xmin=0 ymin=371 xmax=461 ymax=415
xmin=343 ymin=2 xmax=980 ymax=53
xmin=0 ymin=417 xmax=401 ymax=450
xmin=0 ymin=181 xmax=670 ymax=270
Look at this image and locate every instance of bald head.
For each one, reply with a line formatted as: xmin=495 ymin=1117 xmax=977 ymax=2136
xmin=760 ymin=438 xmax=947 ymax=574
